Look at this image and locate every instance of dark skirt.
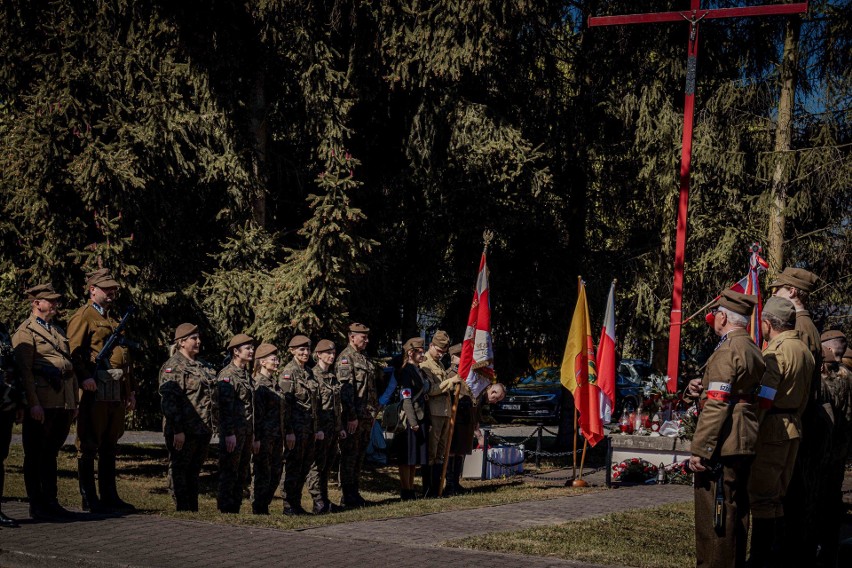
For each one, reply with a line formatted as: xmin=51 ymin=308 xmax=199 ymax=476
xmin=450 ymin=397 xmax=476 ymax=455
xmin=393 ymin=421 xmax=429 ymax=466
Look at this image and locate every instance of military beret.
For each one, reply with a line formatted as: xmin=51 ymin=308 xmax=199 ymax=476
xmin=768 ymin=267 xmax=818 ymax=293
xmin=314 ymin=339 xmax=335 ymax=353
xmin=25 ymin=283 xmax=62 ymax=301
xmin=820 ymin=329 xmax=846 ymax=342
xmin=226 ymin=333 xmax=254 ymax=350
xmin=348 ymin=322 xmax=370 ymax=334
xmin=821 ymin=345 xmax=836 ymax=363
xmin=711 ymin=290 xmax=757 ymax=317
xmin=288 ymin=334 xmax=311 ymax=348
xmin=762 ymin=297 xmax=796 ymax=327
xmin=403 ymin=337 xmax=425 ymax=353
xmin=86 ymin=268 xmax=120 ymax=289
xmin=174 ymin=323 xmax=198 ymax=342
xmin=431 ymin=330 xmax=450 ymax=350
xmin=449 ymin=343 xmax=462 ymax=356
xmin=254 ymin=342 xmax=278 ymax=360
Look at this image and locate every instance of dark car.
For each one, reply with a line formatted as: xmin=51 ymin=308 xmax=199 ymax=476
xmin=492 ymin=367 xmax=565 ymax=424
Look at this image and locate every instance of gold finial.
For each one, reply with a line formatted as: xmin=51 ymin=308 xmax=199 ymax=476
xmin=482 ymin=230 xmax=495 ymax=252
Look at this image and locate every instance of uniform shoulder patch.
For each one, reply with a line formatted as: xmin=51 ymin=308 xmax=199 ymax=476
xmin=340 ymin=357 xmax=350 ymax=365
xmin=220 ymin=377 xmax=231 ymax=383
xmin=401 ymin=388 xmax=412 ymax=400
xmin=283 ymin=374 xmax=291 ymax=379
xmin=164 ymin=368 xmax=173 ymax=373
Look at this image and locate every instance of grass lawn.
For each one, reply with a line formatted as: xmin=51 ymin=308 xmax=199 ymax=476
xmin=445 ymin=501 xmax=697 ymax=568
xmin=2 ymin=444 xmax=600 ymax=530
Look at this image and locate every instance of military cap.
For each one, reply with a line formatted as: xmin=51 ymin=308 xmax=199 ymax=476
xmin=431 ymin=330 xmax=450 ymax=350
xmin=820 ymin=329 xmax=846 ymax=342
xmin=86 ymin=268 xmax=120 ymax=289
xmin=348 ymin=323 xmax=370 ymax=334
xmin=768 ymin=267 xmax=818 ymax=293
xmin=403 ymin=337 xmax=425 ymax=353
xmin=254 ymin=342 xmax=278 ymax=360
xmin=288 ymin=334 xmax=311 ymax=348
xmin=842 ymin=349 xmax=852 ymax=366
xmin=449 ymin=343 xmax=462 ymax=356
xmin=711 ymin=289 xmax=757 ymax=317
xmin=174 ymin=323 xmax=198 ymax=342
xmin=226 ymin=333 xmax=254 ymax=350
xmin=762 ymin=297 xmax=796 ymax=328
xmin=314 ymin=339 xmax=335 ymax=353
xmin=25 ymin=283 xmax=62 ymax=301
xmin=822 ymin=345 xmax=836 ymax=363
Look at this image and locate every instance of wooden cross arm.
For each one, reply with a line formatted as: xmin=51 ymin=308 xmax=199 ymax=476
xmin=588 ymin=3 xmax=808 ymax=27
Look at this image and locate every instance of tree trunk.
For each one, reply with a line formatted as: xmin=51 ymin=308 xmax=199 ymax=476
xmin=767 ymin=15 xmax=801 ymax=276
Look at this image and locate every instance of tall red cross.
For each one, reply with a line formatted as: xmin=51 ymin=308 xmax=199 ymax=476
xmin=589 ymin=1 xmax=809 ymax=392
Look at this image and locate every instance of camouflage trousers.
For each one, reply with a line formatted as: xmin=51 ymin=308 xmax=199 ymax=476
xmin=251 ymin=436 xmax=283 ymax=513
xmin=166 ymin=431 xmax=211 ymax=512
xmin=217 ymin=431 xmax=251 ymax=513
xmin=307 ymin=432 xmax=338 ymax=504
xmin=283 ymin=430 xmax=315 ymax=509
xmin=338 ymin=419 xmax=371 ymax=491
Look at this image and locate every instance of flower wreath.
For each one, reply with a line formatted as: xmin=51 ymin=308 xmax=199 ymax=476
xmin=662 ymin=459 xmax=693 ymax=485
xmin=611 ymin=457 xmax=658 ymax=482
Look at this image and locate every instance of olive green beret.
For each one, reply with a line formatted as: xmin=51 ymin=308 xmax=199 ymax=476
xmin=431 ymin=330 xmax=450 ymax=350
xmin=348 ymin=322 xmax=370 ymax=333
xmin=403 ymin=337 xmax=425 ymax=353
xmin=227 ymin=333 xmax=254 ymax=350
xmin=86 ymin=268 xmax=120 ymax=289
xmin=820 ymin=329 xmax=846 ymax=342
xmin=712 ymin=290 xmax=757 ymax=317
xmin=254 ymin=343 xmax=278 ymax=360
xmin=25 ymin=283 xmax=62 ymax=301
xmin=768 ymin=267 xmax=818 ymax=293
xmin=314 ymin=339 xmax=335 ymax=353
xmin=174 ymin=323 xmax=198 ymax=342
xmin=288 ymin=334 xmax=311 ymax=348
xmin=762 ymin=297 xmax=795 ymax=327
xmin=449 ymin=343 xmax=462 ymax=356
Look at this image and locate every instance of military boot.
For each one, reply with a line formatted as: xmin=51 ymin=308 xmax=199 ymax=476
xmin=453 ymin=456 xmax=468 ymax=494
xmin=420 ymin=464 xmax=433 ymax=498
xmin=431 ymin=462 xmax=444 ymax=497
xmin=442 ymin=460 xmax=457 ymax=497
xmin=748 ymin=517 xmax=774 ymax=568
xmin=78 ymin=458 xmax=108 ymax=513
xmin=98 ymin=455 xmax=136 ymax=512
xmin=312 ymin=499 xmax=330 ymax=515
xmin=339 ymin=485 xmax=360 ymax=509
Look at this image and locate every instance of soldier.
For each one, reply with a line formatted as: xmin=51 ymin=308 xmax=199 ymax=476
xmin=768 ymin=267 xmax=828 ymax=563
xmin=820 ymin=329 xmax=847 ymax=363
xmin=158 ymin=323 xmax=216 ymax=512
xmin=335 ymin=323 xmax=377 ymax=508
xmin=420 ymin=330 xmax=455 ymax=497
xmin=843 ymin=348 xmax=852 ymax=371
xmin=688 ymin=290 xmax=764 ymax=568
xmin=216 ymin=333 xmax=255 ymax=513
xmin=307 ymin=339 xmax=346 ymax=514
xmin=251 ymin=342 xmax=285 ymax=515
xmin=68 ymin=268 xmax=135 ymax=513
xmin=1 ymin=322 xmax=25 ymax=528
xmin=393 ymin=337 xmax=431 ymax=500
xmin=445 ymin=343 xmax=472 ymax=496
xmin=12 ymin=284 xmax=78 ymax=521
xmin=280 ymin=335 xmax=320 ymax=515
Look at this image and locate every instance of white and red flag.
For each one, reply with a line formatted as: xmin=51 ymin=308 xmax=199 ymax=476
xmin=596 ymin=281 xmax=617 ymax=424
xmin=459 ymin=248 xmax=495 ymax=399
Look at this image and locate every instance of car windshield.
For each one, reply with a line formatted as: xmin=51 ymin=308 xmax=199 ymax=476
xmin=515 ymin=367 xmax=560 ymax=389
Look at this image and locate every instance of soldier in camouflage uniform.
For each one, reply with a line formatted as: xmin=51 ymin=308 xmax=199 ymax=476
xmin=13 ymin=284 xmax=78 ymax=521
xmin=280 ymin=335 xmax=320 ymax=515
xmin=307 ymin=339 xmax=345 ymax=514
xmin=216 ymin=333 xmax=255 ymax=513
xmin=251 ymin=342 xmax=285 ymax=515
xmin=1 ymin=321 xmax=26 ymax=527
xmin=335 ymin=323 xmax=377 ymax=508
xmin=68 ymin=268 xmax=135 ymax=513
xmin=158 ymin=323 xmax=216 ymax=512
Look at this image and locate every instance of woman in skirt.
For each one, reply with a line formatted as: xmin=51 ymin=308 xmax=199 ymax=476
xmin=393 ymin=337 xmax=430 ymax=500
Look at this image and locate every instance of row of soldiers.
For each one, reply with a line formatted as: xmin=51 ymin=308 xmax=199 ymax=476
xmin=686 ymin=267 xmax=852 ymax=568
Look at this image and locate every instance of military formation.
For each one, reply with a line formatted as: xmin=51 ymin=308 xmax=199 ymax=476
xmin=686 ymin=268 xmax=852 ymax=568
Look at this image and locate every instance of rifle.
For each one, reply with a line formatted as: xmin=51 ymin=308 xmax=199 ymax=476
xmin=95 ymin=304 xmax=137 ymax=368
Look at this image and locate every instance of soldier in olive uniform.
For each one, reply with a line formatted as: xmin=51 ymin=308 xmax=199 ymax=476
xmin=335 ymin=323 xmax=377 ymax=508
xmin=420 ymin=330 xmax=453 ymax=497
xmin=821 ymin=329 xmax=847 ymax=363
xmin=769 ymin=267 xmax=828 ymax=564
xmin=748 ymin=297 xmax=815 ymax=567
xmin=216 ymin=333 xmax=255 ymax=513
xmin=688 ymin=290 xmax=764 ymax=568
xmin=280 ymin=335 xmax=320 ymax=515
xmin=307 ymin=339 xmax=346 ymax=514
xmin=68 ymin=268 xmax=135 ymax=513
xmin=1 ymin=321 xmax=26 ymax=527
xmin=251 ymin=342 xmax=285 ymax=515
xmin=158 ymin=323 xmax=216 ymax=512
xmin=12 ymin=284 xmax=79 ymax=521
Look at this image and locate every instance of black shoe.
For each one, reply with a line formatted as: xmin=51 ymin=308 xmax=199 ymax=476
xmin=252 ymin=505 xmax=269 ymax=515
xmin=283 ymin=506 xmax=308 ymax=516
xmin=0 ymin=510 xmax=19 ymax=528
xmin=101 ymin=496 xmax=136 ymax=513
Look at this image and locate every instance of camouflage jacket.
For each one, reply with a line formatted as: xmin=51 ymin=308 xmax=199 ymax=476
xmin=253 ymin=372 xmax=286 ymax=443
xmin=217 ymin=362 xmax=254 ymax=437
xmin=821 ymin=365 xmax=852 ymax=463
xmin=279 ymin=359 xmax=318 ymax=436
xmin=158 ymin=351 xmax=216 ymax=437
xmin=313 ymin=364 xmax=342 ymax=435
xmin=335 ymin=344 xmax=377 ymax=422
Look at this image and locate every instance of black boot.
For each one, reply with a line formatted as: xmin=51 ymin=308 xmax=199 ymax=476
xmin=339 ymin=484 xmax=360 ymax=509
xmin=431 ymin=462 xmax=444 ymax=497
xmin=749 ymin=517 xmax=774 ymax=568
xmin=443 ymin=459 xmax=457 ymax=497
xmin=453 ymin=456 xmax=468 ymax=494
xmin=312 ymin=499 xmax=330 ymax=515
xmin=420 ymin=464 xmax=432 ymax=498
xmin=98 ymin=455 xmax=135 ymax=512
xmin=0 ymin=467 xmax=18 ymax=528
xmin=78 ymin=458 xmax=108 ymax=513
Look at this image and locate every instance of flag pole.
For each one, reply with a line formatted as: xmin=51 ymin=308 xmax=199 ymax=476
xmin=570 ymin=275 xmax=581 ymax=483
xmin=573 ymin=437 xmax=589 ymax=487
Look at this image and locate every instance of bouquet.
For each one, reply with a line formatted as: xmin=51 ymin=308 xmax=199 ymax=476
xmin=611 ymin=457 xmax=658 ymax=483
